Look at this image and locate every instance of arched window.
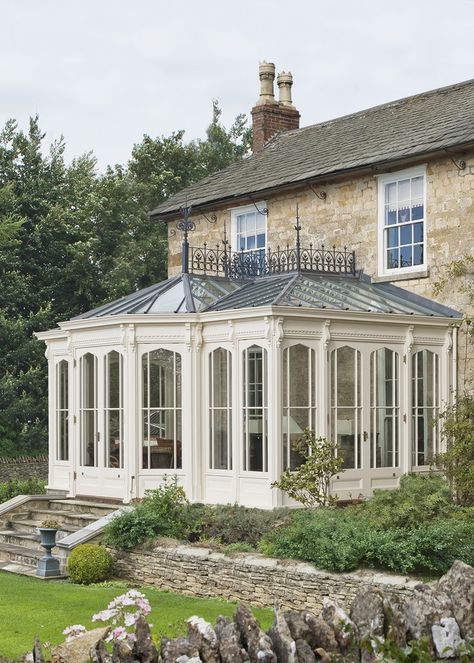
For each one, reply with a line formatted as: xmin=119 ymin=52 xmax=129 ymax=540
xmin=142 ymin=349 xmax=182 ymax=470
xmin=80 ymin=353 xmax=98 ymax=467
xmin=104 ymin=351 xmax=124 ymax=469
xmin=209 ymin=348 xmax=232 ymax=470
xmin=412 ymin=350 xmax=439 ymax=466
xmin=243 ymin=345 xmax=268 ymax=472
xmin=56 ymin=360 xmax=69 ymax=461
xmin=331 ymin=346 xmax=361 ymax=469
xmin=282 ymin=344 xmax=316 ymax=470
xmin=370 ymin=348 xmax=399 ymax=468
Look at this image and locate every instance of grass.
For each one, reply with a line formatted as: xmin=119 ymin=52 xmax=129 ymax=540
xmin=0 ymin=572 xmax=273 ymax=659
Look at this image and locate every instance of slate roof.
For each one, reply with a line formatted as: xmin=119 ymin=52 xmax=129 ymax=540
xmin=72 ymin=272 xmax=461 ymax=320
xmin=151 ymin=79 xmax=474 ymax=218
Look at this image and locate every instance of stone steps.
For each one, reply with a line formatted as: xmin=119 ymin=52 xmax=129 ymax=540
xmin=0 ymin=498 xmax=117 ymax=577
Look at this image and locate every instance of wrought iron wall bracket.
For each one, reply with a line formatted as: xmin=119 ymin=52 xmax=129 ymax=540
xmin=309 ymin=185 xmax=327 ymax=200
xmin=201 ymin=212 xmax=217 ymax=225
xmin=450 ymin=156 xmax=466 ymax=171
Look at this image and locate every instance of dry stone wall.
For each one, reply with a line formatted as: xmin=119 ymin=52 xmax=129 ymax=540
xmin=110 ymin=543 xmax=418 ymax=614
xmin=0 ymin=455 xmax=48 ymax=482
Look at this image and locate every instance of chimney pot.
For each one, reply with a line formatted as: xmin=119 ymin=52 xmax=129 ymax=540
xmin=277 ymin=71 xmax=294 ymax=108
xmin=256 ymin=61 xmax=278 ymax=106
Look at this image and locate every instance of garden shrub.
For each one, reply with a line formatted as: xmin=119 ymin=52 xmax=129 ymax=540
xmin=352 ymin=474 xmax=457 ymax=530
xmin=435 ymin=393 xmax=474 ymax=506
xmin=104 ymin=476 xmax=202 ymax=550
xmin=0 ymin=478 xmax=46 ymax=504
xmin=198 ymin=503 xmax=289 ymax=547
xmin=68 ymin=544 xmax=114 ymax=584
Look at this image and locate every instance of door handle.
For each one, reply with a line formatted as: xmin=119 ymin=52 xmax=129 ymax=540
xmin=363 ymin=431 xmax=368 ymax=441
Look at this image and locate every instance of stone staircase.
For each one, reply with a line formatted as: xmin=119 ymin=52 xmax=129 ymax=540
xmin=0 ymin=497 xmax=117 ymax=577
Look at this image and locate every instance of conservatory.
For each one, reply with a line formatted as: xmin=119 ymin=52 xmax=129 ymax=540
xmin=37 ymin=244 xmax=461 ymax=506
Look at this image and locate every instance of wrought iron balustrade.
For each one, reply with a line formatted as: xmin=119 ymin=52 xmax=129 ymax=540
xmin=189 ymin=243 xmax=356 ymax=278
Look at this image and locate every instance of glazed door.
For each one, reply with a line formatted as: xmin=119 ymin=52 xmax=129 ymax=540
xmin=76 ymin=351 xmax=127 ymax=500
xmin=330 ymin=345 xmax=402 ymax=499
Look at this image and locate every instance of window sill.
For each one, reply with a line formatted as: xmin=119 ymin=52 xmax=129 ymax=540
xmin=372 ymin=267 xmax=429 ymax=284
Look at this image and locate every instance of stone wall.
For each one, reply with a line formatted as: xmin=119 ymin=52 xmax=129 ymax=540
xmin=110 ymin=543 xmax=418 ymax=614
xmin=0 ymin=455 xmax=48 ymax=482
xmin=166 ymin=151 xmax=474 ymax=382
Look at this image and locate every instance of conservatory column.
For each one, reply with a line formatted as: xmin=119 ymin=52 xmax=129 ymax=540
xmin=191 ymin=323 xmax=203 ymax=503
xmin=124 ymin=323 xmax=138 ymax=502
xmin=46 ymin=345 xmax=55 ymax=491
xmin=319 ymin=321 xmax=331 ymax=440
xmin=401 ymin=325 xmax=414 ymax=475
xmin=270 ymin=317 xmax=284 ymax=507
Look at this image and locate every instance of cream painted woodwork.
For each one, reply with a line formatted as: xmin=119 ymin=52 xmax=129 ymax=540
xmin=38 ymin=309 xmax=456 ymax=505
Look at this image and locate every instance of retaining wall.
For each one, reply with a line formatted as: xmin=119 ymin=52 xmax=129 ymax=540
xmin=0 ymin=455 xmax=48 ymax=482
xmin=110 ymin=543 xmax=419 ymax=614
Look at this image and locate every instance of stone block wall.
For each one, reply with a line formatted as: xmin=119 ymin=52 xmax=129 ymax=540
xmin=0 ymin=455 xmax=48 ymax=483
xmin=166 ymin=151 xmax=474 ymax=382
xmin=110 ymin=543 xmax=418 ymax=614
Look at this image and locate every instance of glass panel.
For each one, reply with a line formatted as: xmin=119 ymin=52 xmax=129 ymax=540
xmin=56 ymin=361 xmax=69 ymax=461
xmin=336 ymin=346 xmax=355 ymax=406
xmin=331 ymin=347 xmax=361 ymax=469
xmin=411 ymin=176 xmax=424 ymax=198
xmin=398 ymin=179 xmax=410 ymax=202
xmin=209 ymin=348 xmax=232 ymax=470
xmin=105 ymin=352 xmax=123 ymax=469
xmin=82 ymin=410 xmax=96 ymax=467
xmin=412 ymin=351 xmax=439 ymax=466
xmin=243 ymin=346 xmax=267 ymax=472
xmin=82 ymin=354 xmax=95 ymax=409
xmin=387 ymin=227 xmax=398 ymax=248
xmin=142 ymin=349 xmax=182 ymax=470
xmin=400 ymin=224 xmax=412 ymax=246
xmin=400 ymin=245 xmax=413 ymax=267
xmin=414 ymin=244 xmax=423 ymax=265
xmin=413 ymin=222 xmax=423 ymax=243
xmin=385 ymin=182 xmax=397 ymax=205
xmin=81 ymin=354 xmax=97 ymax=467
xmin=411 ymin=200 xmax=424 ymax=220
xmin=370 ymin=349 xmax=399 ymax=468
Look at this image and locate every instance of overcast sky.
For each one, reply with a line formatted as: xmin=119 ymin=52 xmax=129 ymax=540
xmin=1 ymin=0 xmax=473 ymax=170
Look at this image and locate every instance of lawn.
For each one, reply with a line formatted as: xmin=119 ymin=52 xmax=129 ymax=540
xmin=0 ymin=572 xmax=273 ymax=659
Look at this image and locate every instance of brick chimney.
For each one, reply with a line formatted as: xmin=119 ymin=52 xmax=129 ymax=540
xmin=251 ymin=62 xmax=300 ymax=152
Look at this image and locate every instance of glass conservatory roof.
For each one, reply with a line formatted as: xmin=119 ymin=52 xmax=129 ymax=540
xmin=73 ymin=272 xmax=461 ymax=320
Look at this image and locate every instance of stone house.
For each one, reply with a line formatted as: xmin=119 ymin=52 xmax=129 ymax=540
xmin=37 ymin=65 xmax=473 ymax=506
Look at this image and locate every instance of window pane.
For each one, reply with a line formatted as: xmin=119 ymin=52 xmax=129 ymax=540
xmin=398 ymin=207 xmax=410 ymax=224
xmin=412 ymin=351 xmax=439 ymax=466
xmin=82 ymin=354 xmax=95 ymax=409
xmin=370 ymin=349 xmax=399 ymax=468
xmin=243 ymin=346 xmax=267 ymax=472
xmin=398 ymin=179 xmax=410 ymax=202
xmin=82 ymin=410 xmax=96 ymax=466
xmin=336 ymin=346 xmax=355 ymax=406
xmin=213 ymin=409 xmax=229 ymax=470
xmin=411 ymin=200 xmax=424 ymax=220
xmin=387 ymin=248 xmax=399 ymax=269
xmin=400 ymin=245 xmax=413 ymax=267
xmin=411 ymin=176 xmax=424 ymax=198
xmin=142 ymin=350 xmax=182 ymax=470
xmin=413 ymin=222 xmax=423 ymax=243
xmin=107 ymin=352 xmax=121 ymax=409
xmin=385 ymin=182 xmax=397 ymax=205
xmin=400 ymin=224 xmax=412 ymax=246
xmin=387 ymin=227 xmax=398 ymax=248
xmin=385 ymin=206 xmax=397 ymax=225
xmin=413 ymin=244 xmax=423 ymax=265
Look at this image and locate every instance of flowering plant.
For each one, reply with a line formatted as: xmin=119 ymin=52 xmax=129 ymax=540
xmin=92 ymin=589 xmax=152 ymax=642
xmin=62 ymin=624 xmax=86 ymax=642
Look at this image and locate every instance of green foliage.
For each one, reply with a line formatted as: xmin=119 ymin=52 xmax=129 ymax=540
xmin=271 ymin=431 xmax=344 ymax=507
xmin=224 ymin=542 xmax=255 ymax=554
xmin=0 ymin=478 xmax=46 ymax=504
xmin=197 ymin=503 xmax=289 ymax=547
xmin=435 ymin=393 xmax=474 ymax=506
xmin=261 ymin=475 xmax=474 ymax=574
xmin=68 ymin=544 xmax=114 ymax=585
xmin=104 ymin=476 xmax=198 ymax=550
xmin=105 ymin=478 xmax=289 ymax=551
xmin=0 ymin=106 xmax=250 ymax=455
xmin=351 ymin=473 xmax=457 ymax=529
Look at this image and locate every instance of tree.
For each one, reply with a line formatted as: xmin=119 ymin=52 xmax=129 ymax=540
xmin=0 ymin=104 xmax=251 ymax=455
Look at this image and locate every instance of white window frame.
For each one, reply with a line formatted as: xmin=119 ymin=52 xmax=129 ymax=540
xmin=230 ymin=202 xmax=267 ymax=254
xmin=377 ymin=165 xmax=427 ymax=277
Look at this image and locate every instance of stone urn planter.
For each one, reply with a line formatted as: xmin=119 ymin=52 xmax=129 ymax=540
xmin=37 ymin=519 xmax=61 ymax=578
